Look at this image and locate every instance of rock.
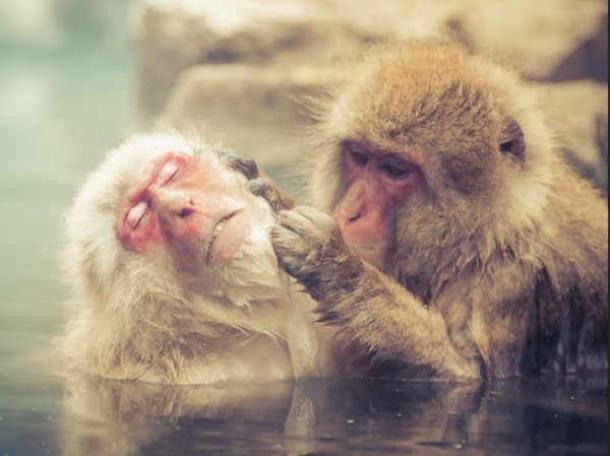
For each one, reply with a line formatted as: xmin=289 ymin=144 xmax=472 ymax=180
xmin=538 ymin=81 xmax=608 ymax=191
xmin=132 ymin=0 xmax=463 ymax=121
xmin=548 ymin=13 xmax=608 ymax=82
xmin=454 ymin=0 xmax=606 ymax=81
xmin=134 ymin=0 xmax=607 ymax=122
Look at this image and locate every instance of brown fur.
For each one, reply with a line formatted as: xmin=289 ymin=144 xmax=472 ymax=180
xmin=270 ymin=43 xmax=608 ymax=379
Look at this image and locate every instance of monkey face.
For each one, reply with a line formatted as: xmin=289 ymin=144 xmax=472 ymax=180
xmin=65 ymin=134 xmax=280 ymax=309
xmin=331 ymin=139 xmax=425 ymax=266
xmin=311 ymin=44 xmax=548 ymax=271
xmin=115 ymin=150 xmax=255 ymax=267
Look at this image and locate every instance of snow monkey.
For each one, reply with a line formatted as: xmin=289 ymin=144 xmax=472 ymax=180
xmin=61 ymin=133 xmax=336 ymax=385
xmin=268 ymin=43 xmax=608 ymax=379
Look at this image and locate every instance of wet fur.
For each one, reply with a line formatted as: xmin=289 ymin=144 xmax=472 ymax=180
xmin=272 ymin=43 xmax=608 ymax=379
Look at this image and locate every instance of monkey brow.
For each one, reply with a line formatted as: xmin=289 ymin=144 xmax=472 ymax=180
xmin=381 ymin=152 xmax=408 ymax=162
xmin=340 ymin=139 xmax=377 ymax=156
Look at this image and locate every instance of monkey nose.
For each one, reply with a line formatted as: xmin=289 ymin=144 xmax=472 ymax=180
xmin=153 ymin=189 xmax=196 ymax=217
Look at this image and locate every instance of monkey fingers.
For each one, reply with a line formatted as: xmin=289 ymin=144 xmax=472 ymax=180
xmin=272 ymin=206 xmax=364 ymax=303
xmin=277 ymin=206 xmax=336 ymax=233
xmin=214 ymin=150 xmax=296 ymax=212
xmin=271 ymin=208 xmax=324 ymax=279
xmin=247 ymin=177 xmax=296 ymax=212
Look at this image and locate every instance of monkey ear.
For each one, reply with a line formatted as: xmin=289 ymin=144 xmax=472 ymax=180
xmin=213 ymin=148 xmax=259 ymax=180
xmin=499 ymin=117 xmax=525 ymax=162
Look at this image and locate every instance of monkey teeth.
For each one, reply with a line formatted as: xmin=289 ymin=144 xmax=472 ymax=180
xmin=212 ymin=218 xmax=227 ymax=240
xmin=206 ymin=211 xmax=242 ymax=265
xmin=210 ymin=211 xmax=238 ymax=244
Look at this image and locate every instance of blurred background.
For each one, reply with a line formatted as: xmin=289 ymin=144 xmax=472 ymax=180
xmin=0 ymin=0 xmax=134 ymax=383
xmin=0 ymin=1 xmax=607 ymax=454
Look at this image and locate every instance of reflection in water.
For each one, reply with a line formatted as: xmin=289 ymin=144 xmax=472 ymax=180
xmin=59 ymin=374 xmax=607 ymax=455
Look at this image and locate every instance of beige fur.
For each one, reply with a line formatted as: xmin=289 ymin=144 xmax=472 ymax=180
xmin=270 ymin=42 xmax=607 ymax=378
xmin=60 ymin=133 xmax=335 ymax=385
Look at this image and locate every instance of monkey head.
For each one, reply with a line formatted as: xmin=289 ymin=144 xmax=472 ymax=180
xmin=311 ymin=44 xmax=554 ymax=279
xmin=64 ymin=133 xmax=283 ymax=312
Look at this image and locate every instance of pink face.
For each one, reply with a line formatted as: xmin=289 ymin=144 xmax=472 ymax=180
xmin=334 ymin=141 xmax=424 ymax=266
xmin=116 ymin=151 xmax=253 ymax=266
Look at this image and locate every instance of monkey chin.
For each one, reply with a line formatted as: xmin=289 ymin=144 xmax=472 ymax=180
xmin=192 ymin=195 xmax=290 ymax=308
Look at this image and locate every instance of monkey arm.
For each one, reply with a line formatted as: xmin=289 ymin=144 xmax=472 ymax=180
xmin=271 ymin=206 xmax=481 ymax=379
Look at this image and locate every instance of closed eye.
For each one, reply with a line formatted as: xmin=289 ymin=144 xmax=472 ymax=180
xmin=341 ymin=140 xmax=369 ymax=167
xmin=156 ymin=160 xmax=181 ymax=186
xmin=379 ymin=158 xmax=413 ymax=179
xmin=350 ymin=149 xmax=369 ymax=167
xmin=125 ymin=201 xmax=149 ymax=230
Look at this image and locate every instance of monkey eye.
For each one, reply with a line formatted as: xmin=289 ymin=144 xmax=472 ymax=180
xmin=156 ymin=160 xmax=181 ymax=186
xmin=125 ymin=201 xmax=149 ymax=230
xmin=379 ymin=157 xmax=413 ymax=179
xmin=349 ymin=149 xmax=369 ymax=167
xmin=499 ymin=140 xmax=525 ymax=162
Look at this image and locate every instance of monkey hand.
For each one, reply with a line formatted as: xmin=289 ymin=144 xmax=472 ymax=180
xmin=248 ymin=177 xmax=296 ymax=212
xmin=218 ymin=149 xmax=296 ymax=211
xmin=272 ymin=206 xmax=364 ymax=305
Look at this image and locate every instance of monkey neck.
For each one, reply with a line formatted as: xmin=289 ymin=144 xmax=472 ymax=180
xmin=392 ymin=246 xmax=465 ymax=304
xmin=392 ymin=221 xmax=543 ymax=304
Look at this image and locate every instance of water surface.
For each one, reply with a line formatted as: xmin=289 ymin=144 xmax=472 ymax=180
xmin=0 ymin=3 xmax=607 ymax=455
xmin=1 ymin=368 xmax=607 ymax=455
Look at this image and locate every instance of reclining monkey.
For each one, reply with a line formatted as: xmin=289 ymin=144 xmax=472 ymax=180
xmin=60 ymin=133 xmax=336 ymax=385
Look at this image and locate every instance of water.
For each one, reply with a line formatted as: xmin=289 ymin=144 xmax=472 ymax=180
xmin=1 ymin=370 xmax=607 ymax=455
xmin=0 ymin=2 xmax=607 ymax=455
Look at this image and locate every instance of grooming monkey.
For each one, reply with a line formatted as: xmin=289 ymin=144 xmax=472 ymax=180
xmin=268 ymin=43 xmax=608 ymax=379
xmin=61 ymin=133 xmax=335 ymax=385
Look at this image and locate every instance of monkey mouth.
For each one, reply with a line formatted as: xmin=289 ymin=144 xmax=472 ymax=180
xmin=211 ymin=212 xmax=235 ymax=240
xmin=206 ymin=209 xmax=249 ymax=266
